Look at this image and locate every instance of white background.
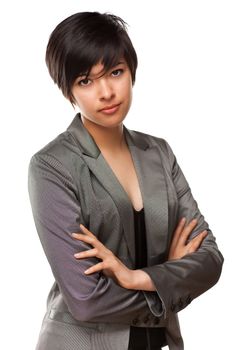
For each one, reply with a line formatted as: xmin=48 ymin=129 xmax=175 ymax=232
xmin=0 ymin=1 xmax=234 ymax=349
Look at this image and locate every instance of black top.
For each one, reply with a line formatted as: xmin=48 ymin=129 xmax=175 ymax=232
xmin=128 ymin=207 xmax=167 ymax=349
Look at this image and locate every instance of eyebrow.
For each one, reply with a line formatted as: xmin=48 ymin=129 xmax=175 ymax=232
xmin=78 ymin=61 xmax=125 ymax=79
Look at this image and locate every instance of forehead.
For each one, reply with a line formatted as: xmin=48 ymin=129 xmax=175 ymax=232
xmin=89 ymin=62 xmax=106 ymax=78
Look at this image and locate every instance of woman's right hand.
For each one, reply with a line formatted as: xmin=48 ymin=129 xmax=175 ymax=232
xmin=168 ymin=218 xmax=208 ymax=261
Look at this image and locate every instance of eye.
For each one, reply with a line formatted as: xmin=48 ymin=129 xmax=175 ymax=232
xmin=78 ymin=78 xmax=91 ymax=86
xmin=111 ymin=69 xmax=123 ymax=77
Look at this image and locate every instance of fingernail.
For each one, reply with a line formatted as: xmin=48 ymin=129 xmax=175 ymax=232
xmin=74 ymin=253 xmax=81 ymax=258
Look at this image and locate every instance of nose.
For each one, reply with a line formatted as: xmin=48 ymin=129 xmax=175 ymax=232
xmin=98 ymin=78 xmax=115 ymax=100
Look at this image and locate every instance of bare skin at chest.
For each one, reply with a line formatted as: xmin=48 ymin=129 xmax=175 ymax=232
xmin=101 ymin=146 xmax=143 ymax=212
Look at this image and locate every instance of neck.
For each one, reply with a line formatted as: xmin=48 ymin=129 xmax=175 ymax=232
xmin=81 ymin=115 xmax=127 ymax=153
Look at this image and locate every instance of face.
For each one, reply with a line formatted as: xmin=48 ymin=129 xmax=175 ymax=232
xmin=70 ymin=59 xmax=133 ymax=128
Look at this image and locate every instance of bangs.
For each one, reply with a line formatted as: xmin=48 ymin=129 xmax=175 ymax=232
xmin=66 ymin=36 xmax=124 ymax=88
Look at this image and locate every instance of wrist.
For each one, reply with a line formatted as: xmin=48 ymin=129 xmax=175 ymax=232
xmin=126 ymin=269 xmax=139 ymax=289
xmin=129 ymin=269 xmax=156 ymax=291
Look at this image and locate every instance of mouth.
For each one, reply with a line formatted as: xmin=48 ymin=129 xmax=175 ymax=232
xmin=99 ymin=103 xmax=121 ymax=114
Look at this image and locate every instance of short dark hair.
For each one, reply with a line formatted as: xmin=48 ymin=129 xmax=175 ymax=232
xmin=45 ymin=12 xmax=138 ymax=104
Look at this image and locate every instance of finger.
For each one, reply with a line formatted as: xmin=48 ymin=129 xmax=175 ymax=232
xmin=171 ymin=217 xmax=186 ymax=246
xmin=79 ymin=224 xmax=96 ymax=238
xmin=179 ymin=218 xmax=198 ymax=245
xmin=72 ymin=233 xmax=97 ymax=246
xmin=84 ymin=262 xmax=104 ymax=274
xmin=187 ymin=230 xmax=208 ymax=253
xmin=72 ymin=232 xmax=106 ymax=251
xmin=71 ymin=224 xmax=96 ymax=238
xmin=168 ymin=218 xmax=186 ymax=257
xmin=74 ymin=248 xmax=98 ymax=259
xmin=72 ymin=234 xmax=111 ymax=260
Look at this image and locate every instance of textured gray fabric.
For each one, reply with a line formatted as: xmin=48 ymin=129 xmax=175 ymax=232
xmin=28 ymin=113 xmax=223 ymax=350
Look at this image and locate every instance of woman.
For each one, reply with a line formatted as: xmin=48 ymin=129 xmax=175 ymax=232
xmin=28 ymin=12 xmax=223 ymax=350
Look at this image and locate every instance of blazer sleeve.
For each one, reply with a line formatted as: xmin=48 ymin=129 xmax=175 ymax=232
xmin=142 ymin=139 xmax=224 ymax=319
xmin=28 ymin=153 xmax=163 ymax=325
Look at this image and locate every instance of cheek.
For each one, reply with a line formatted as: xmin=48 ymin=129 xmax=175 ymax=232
xmin=73 ymin=92 xmax=91 ymax=110
xmin=123 ymin=81 xmax=133 ymax=102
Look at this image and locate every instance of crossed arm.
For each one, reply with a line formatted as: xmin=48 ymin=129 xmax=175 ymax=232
xmin=72 ymin=217 xmax=208 ymax=291
xmin=28 ymin=140 xmax=223 ymax=323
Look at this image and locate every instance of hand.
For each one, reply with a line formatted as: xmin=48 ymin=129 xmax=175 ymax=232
xmin=72 ymin=224 xmax=134 ymax=289
xmin=168 ymin=217 xmax=208 ymax=261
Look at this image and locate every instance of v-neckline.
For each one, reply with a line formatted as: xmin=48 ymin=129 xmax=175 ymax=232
xmin=133 ymin=206 xmax=144 ymax=213
xmin=99 ymin=149 xmax=144 ymax=213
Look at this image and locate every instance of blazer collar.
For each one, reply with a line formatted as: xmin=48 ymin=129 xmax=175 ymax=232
xmin=66 ymin=113 xmax=149 ymax=157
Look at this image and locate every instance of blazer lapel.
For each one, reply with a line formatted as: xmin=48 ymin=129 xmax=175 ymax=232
xmin=126 ymin=130 xmax=169 ymax=264
xmin=67 ymin=113 xmax=169 ymax=266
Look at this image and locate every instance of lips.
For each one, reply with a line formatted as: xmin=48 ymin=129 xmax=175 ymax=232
xmin=99 ymin=103 xmax=121 ymax=112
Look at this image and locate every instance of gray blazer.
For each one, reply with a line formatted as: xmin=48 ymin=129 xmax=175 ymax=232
xmin=28 ymin=113 xmax=223 ymax=350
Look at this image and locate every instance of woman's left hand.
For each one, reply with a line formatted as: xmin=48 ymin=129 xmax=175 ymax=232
xmin=72 ymin=224 xmax=134 ymax=289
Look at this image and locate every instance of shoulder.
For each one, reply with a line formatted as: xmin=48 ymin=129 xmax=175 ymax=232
xmin=28 ymin=130 xmax=84 ymax=180
xmin=127 ymin=128 xmax=175 ymax=163
xmin=134 ymin=129 xmax=167 ymax=147
xmin=31 ymin=130 xmax=77 ymax=158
